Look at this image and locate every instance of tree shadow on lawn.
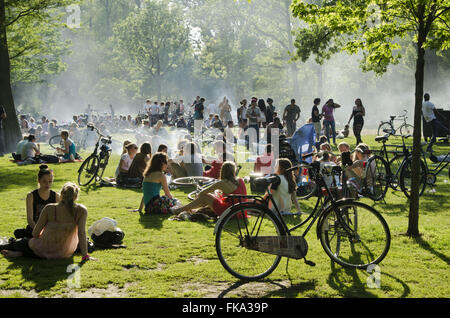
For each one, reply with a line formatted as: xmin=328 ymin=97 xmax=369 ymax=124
xmin=4 ymin=257 xmax=79 ymax=293
xmin=0 ymin=168 xmax=34 ymax=193
xmin=413 ymin=235 xmax=450 ymax=266
xmin=326 ymin=260 xmax=410 ymax=298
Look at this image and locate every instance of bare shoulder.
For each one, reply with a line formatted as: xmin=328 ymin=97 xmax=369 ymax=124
xmin=75 ymin=204 xmax=88 ymax=216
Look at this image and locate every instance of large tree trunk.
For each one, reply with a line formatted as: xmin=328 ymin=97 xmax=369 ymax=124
xmin=0 ymin=0 xmax=21 ymax=152
xmin=407 ymin=6 xmax=427 ymax=237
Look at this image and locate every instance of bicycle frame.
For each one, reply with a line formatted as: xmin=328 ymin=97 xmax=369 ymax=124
xmin=420 ymin=150 xmax=450 ymax=181
xmin=218 ymin=163 xmax=356 ymax=242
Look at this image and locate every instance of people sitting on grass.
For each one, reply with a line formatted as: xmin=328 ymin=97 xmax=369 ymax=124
xmin=14 ymin=165 xmax=60 ymax=239
xmin=56 ymin=130 xmax=77 ymax=161
xmin=1 ymin=182 xmax=91 ymax=262
xmin=263 ymin=158 xmax=301 ymax=215
xmin=12 ymin=135 xmax=28 ymax=161
xmin=344 ymin=143 xmax=372 ymax=196
xmin=137 ymin=152 xmax=179 ymax=214
xmin=172 ymin=161 xmax=247 ymax=218
xmin=21 ymin=134 xmax=40 ymax=163
xmin=336 ymin=141 xmax=351 ymax=165
xmin=127 ymin=142 xmax=152 ymax=180
xmin=115 ymin=142 xmax=138 ymax=181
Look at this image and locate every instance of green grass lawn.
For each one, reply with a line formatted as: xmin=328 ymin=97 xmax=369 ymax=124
xmin=0 ymin=134 xmax=449 ymax=298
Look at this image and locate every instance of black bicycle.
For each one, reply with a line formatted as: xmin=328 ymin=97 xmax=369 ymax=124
xmin=77 ymin=124 xmax=112 ymax=186
xmin=214 ymin=162 xmax=391 ymax=281
xmin=372 ymin=134 xmax=428 ymax=199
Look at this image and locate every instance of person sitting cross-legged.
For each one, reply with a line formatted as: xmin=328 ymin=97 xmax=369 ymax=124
xmin=1 ymin=182 xmax=92 ymax=262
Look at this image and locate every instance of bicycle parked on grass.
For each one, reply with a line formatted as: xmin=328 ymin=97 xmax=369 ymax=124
xmin=377 ymin=109 xmax=414 ymax=136
xmin=214 ymin=162 xmax=391 ymax=281
xmin=77 ymin=124 xmax=112 ymax=186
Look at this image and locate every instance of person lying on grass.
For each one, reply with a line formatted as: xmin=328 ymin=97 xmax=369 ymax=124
xmin=172 ymin=161 xmax=247 ymax=218
xmin=1 ymin=182 xmax=93 ymax=262
xmin=14 ymin=165 xmax=61 ymax=239
xmin=136 ymin=152 xmax=179 ymax=214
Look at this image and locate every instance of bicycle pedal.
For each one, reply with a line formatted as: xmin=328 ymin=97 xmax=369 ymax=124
xmin=304 ymin=259 xmax=316 ymax=267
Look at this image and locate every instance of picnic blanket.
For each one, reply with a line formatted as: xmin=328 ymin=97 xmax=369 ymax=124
xmin=10 ymin=158 xmax=84 ymax=165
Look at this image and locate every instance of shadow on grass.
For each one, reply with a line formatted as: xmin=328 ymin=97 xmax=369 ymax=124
xmin=217 ymin=279 xmax=317 ymax=298
xmin=4 ymin=257 xmax=78 ymax=293
xmin=413 ymin=235 xmax=450 ymax=266
xmin=326 ymin=261 xmax=410 ymax=298
xmin=138 ymin=212 xmax=166 ymax=230
xmin=0 ymin=168 xmax=34 ymax=193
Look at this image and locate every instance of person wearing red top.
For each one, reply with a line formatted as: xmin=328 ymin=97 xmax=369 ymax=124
xmin=254 ymin=144 xmax=274 ymax=175
xmin=203 ymin=141 xmax=235 ymax=179
xmin=173 ymin=161 xmax=246 ymax=217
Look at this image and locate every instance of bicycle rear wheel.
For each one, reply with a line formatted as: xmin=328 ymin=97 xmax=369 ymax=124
xmin=377 ymin=122 xmax=393 ymax=136
xmin=171 ymin=176 xmax=215 ymax=187
xmin=399 ymin=157 xmax=427 ymax=199
xmin=78 ymin=155 xmax=99 ymax=186
xmin=363 ymin=155 xmax=390 ymax=201
xmin=48 ymin=135 xmax=63 ymax=150
xmin=318 ymin=201 xmax=390 ymax=269
xmin=215 ymin=203 xmax=285 ymax=281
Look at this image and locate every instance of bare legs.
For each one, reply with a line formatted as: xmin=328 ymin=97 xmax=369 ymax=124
xmin=173 ymin=192 xmax=216 ymax=214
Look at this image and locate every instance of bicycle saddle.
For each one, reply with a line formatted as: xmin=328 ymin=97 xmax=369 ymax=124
xmin=254 ymin=175 xmax=281 ymax=189
xmin=390 ymin=116 xmax=396 ymax=120
xmin=375 ymin=135 xmax=389 ymax=142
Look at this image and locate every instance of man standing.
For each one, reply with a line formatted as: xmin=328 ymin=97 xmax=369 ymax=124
xmin=150 ymin=101 xmax=160 ymax=126
xmin=311 ymin=98 xmax=322 ymax=141
xmin=0 ymin=104 xmax=6 ymax=156
xmin=423 ymin=93 xmax=449 ymax=152
xmin=194 ymin=98 xmax=205 ymax=120
xmin=246 ymin=98 xmax=261 ymax=152
xmin=283 ymin=99 xmax=301 ymax=137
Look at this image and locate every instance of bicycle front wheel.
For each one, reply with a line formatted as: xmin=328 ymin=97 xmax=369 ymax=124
xmin=399 ymin=124 xmax=414 ymax=136
xmin=399 ymin=157 xmax=427 ymax=199
xmin=78 ymin=155 xmax=99 ymax=186
xmin=318 ymin=201 xmax=391 ymax=269
xmin=363 ymin=155 xmax=390 ymax=201
xmin=215 ymin=203 xmax=285 ymax=281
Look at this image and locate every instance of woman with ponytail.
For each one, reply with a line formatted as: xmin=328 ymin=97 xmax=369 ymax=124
xmin=1 ymin=182 xmax=91 ymax=261
xmin=264 ymin=158 xmax=302 ymax=214
xmin=14 ymin=165 xmax=60 ymax=239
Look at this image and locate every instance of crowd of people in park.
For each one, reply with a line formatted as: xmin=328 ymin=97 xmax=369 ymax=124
xmin=0 ymin=92 xmax=448 ymax=262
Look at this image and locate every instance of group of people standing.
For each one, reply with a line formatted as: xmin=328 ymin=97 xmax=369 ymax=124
xmin=311 ymin=98 xmax=366 ymax=146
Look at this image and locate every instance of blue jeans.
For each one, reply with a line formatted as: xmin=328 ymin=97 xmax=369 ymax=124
xmin=323 ymin=120 xmax=336 ymax=144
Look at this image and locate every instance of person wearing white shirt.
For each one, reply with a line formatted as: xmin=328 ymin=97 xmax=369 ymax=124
xmin=422 ymin=93 xmax=449 ymax=152
xmin=144 ymin=100 xmax=152 ymax=115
